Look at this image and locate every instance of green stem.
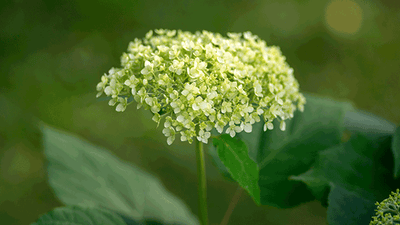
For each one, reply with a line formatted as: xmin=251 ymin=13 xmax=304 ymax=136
xmin=219 ymin=185 xmax=243 ymax=225
xmin=196 ymin=139 xmax=208 ymax=225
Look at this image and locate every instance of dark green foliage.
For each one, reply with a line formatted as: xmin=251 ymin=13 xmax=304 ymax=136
xmin=210 ymin=93 xmax=354 ymax=207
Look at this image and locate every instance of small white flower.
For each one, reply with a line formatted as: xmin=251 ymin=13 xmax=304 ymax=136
xmin=182 ymin=40 xmax=194 ymax=51
xmin=116 ymin=104 xmax=125 ymax=112
xmin=215 ymin=121 xmax=225 ymax=133
xmin=263 ymin=122 xmax=274 ymax=131
xmin=96 ymin=75 xmax=108 ymax=91
xmin=167 ymin=136 xmax=175 ymax=145
xmin=226 ymin=121 xmax=243 ymax=138
xmin=280 ymin=120 xmax=286 ymax=131
xmin=177 ymin=115 xmax=185 ymax=123
xmin=254 ymin=80 xmax=263 ymax=97
xmin=180 ymin=131 xmax=188 ymax=141
xmin=164 ymin=116 xmax=173 ymax=128
xmin=197 ymin=130 xmax=211 ymax=144
xmin=207 ymin=90 xmax=218 ymax=99
xmin=104 ymin=86 xmax=113 ymax=96
xmin=152 ymin=113 xmax=161 ymax=124
xmin=108 ymin=99 xmax=117 ymax=106
xmin=115 ymin=97 xmax=127 ymax=112
xmin=162 ymin=127 xmax=175 ymax=136
xmin=221 ymin=102 xmax=232 ymax=114
xmin=141 ymin=61 xmax=153 ymax=75
xmin=242 ymin=123 xmax=252 ymax=133
xmin=157 ymin=45 xmax=169 ymax=52
xmin=145 ymin=30 xmax=153 ymax=39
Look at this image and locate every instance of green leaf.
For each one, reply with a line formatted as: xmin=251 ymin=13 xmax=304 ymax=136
xmin=344 ymin=110 xmax=396 ymax=140
xmin=210 ymin=93 xmax=356 ymax=208
xmin=289 ymin=168 xmax=330 ymax=207
xmin=392 ymin=126 xmax=400 ymax=177
xmin=295 ymin=133 xmax=395 ymax=225
xmin=207 ymin=137 xmax=236 ymax=183
xmin=327 ymin=184 xmax=375 ymax=225
xmin=31 ymin=205 xmax=128 ymax=225
xmin=41 ymin=124 xmax=199 ymax=225
xmin=212 ymin=134 xmax=260 ymax=205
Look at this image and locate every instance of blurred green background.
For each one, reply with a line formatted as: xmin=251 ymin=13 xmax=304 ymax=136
xmin=1 ymin=0 xmax=399 ymax=224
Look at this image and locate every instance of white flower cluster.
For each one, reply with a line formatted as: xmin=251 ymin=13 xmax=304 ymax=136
xmin=96 ymin=29 xmax=306 ymax=145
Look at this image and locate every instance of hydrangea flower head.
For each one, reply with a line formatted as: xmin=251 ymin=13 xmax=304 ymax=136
xmin=370 ymin=189 xmax=400 ymax=225
xmin=96 ymin=29 xmax=306 ymax=145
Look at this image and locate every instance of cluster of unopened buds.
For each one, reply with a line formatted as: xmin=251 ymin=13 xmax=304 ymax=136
xmin=370 ymin=189 xmax=400 ymax=225
xmin=96 ymin=29 xmax=306 ymax=145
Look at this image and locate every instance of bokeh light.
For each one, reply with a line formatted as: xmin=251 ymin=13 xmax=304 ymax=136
xmin=325 ymin=0 xmax=363 ymax=35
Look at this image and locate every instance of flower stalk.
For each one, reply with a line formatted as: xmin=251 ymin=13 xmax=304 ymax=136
xmin=196 ymin=138 xmax=208 ymax=225
xmin=96 ymin=29 xmax=306 ymax=225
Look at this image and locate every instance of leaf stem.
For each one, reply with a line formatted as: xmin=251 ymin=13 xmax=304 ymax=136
xmin=196 ymin=139 xmax=208 ymax=225
xmin=219 ymin=185 xmax=243 ymax=225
